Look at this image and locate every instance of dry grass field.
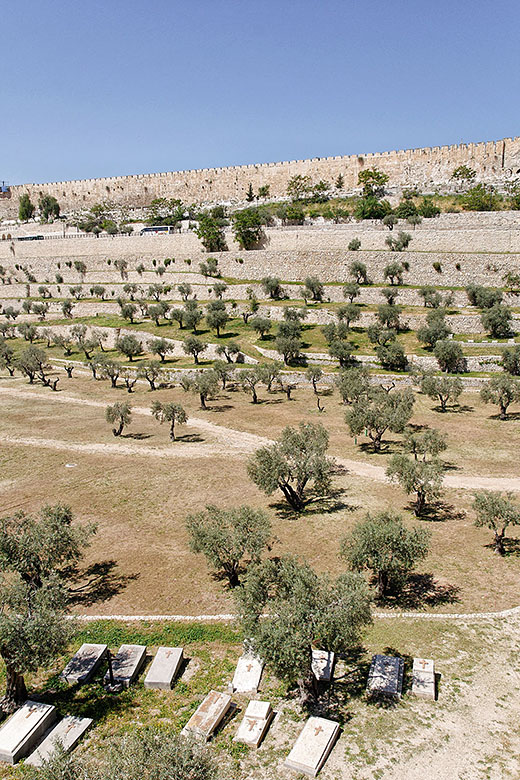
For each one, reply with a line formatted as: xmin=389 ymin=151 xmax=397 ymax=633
xmin=0 ymin=369 xmax=519 ymax=616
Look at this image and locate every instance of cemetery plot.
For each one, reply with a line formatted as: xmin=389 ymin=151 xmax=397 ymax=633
xmin=233 ymin=700 xmax=273 ymax=748
xmin=181 ymin=690 xmax=232 ymax=741
xmin=25 ymin=716 xmax=93 ymax=767
xmin=366 ymin=654 xmax=404 ymax=700
xmin=0 ymin=701 xmax=56 ymax=765
xmin=311 ymin=649 xmax=334 ymax=682
xmin=412 ymin=657 xmax=436 ymax=700
xmin=103 ymin=644 xmax=147 ymax=688
xmin=231 ymin=653 xmax=264 ymax=693
xmin=144 ymin=646 xmax=184 ymax=690
xmin=60 ymin=643 xmax=108 ymax=685
xmin=284 ymin=716 xmax=340 ymax=778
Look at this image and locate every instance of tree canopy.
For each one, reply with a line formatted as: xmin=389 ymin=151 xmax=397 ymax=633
xmin=247 ymin=422 xmax=334 ymax=511
xmin=235 ymin=555 xmax=371 ymax=704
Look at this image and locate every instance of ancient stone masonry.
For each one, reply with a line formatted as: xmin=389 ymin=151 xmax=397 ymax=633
xmin=3 ymin=136 xmax=520 ymax=218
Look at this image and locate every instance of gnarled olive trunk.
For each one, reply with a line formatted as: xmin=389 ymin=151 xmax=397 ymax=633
xmin=1 ymin=664 xmax=27 ymax=714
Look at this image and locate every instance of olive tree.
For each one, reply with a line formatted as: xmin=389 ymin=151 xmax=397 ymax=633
xmin=421 ymin=374 xmax=463 ymax=411
xmin=250 ymin=315 xmax=272 ymax=339
xmin=481 ymin=304 xmax=513 ymax=338
xmin=341 ymin=511 xmax=430 ymax=599
xmin=247 ymin=422 xmax=334 ymax=512
xmin=235 ymin=556 xmax=371 ymax=705
xmin=185 ymin=505 xmax=271 ymax=586
xmin=205 ymin=300 xmax=229 ymax=336
xmin=105 ymin=402 xmax=132 ymax=436
xmin=151 ymin=401 xmax=187 ymax=440
xmin=434 ymin=339 xmax=466 ymax=373
xmin=303 ymin=276 xmax=324 ymax=302
xmin=386 ymin=454 xmax=445 ymax=516
xmin=182 ymin=335 xmax=207 ymax=364
xmin=116 ymin=334 xmax=142 ymax=362
xmin=480 ymin=373 xmax=520 ymax=419
xmin=138 ymin=360 xmax=162 ymax=390
xmin=473 ymin=491 xmax=520 ymax=555
xmin=148 ymin=337 xmax=172 ymax=362
xmin=238 ymin=367 xmax=263 ymax=403
xmin=0 ymin=505 xmax=95 ymax=712
xmin=15 ymin=345 xmax=47 ymax=384
xmin=345 ymin=386 xmax=414 ymax=452
xmin=502 ymin=344 xmax=520 ymax=375
xmin=335 ymin=365 xmax=370 ymax=404
xmin=187 ymin=370 xmax=219 ymax=409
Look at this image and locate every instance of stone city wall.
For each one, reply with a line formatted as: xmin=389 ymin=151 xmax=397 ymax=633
xmin=2 ymin=136 xmax=520 ymax=218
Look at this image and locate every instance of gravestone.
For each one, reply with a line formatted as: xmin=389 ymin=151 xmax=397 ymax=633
xmin=181 ymin=690 xmax=232 ymax=741
xmin=412 ymin=658 xmax=436 ymax=700
xmin=103 ymin=644 xmax=147 ymax=688
xmin=0 ymin=701 xmax=56 ymax=765
xmin=311 ymin=650 xmax=334 ymax=682
xmin=232 ymin=654 xmax=264 ymax=693
xmin=144 ymin=647 xmax=183 ymax=690
xmin=233 ymin=700 xmax=273 ymax=748
xmin=61 ymin=643 xmax=108 ymax=685
xmin=366 ymin=654 xmax=404 ymax=700
xmin=284 ymin=716 xmax=340 ymax=777
xmin=25 ymin=716 xmax=93 ymax=767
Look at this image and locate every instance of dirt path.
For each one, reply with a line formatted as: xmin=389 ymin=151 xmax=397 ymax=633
xmin=2 ymin=385 xmax=520 ymax=491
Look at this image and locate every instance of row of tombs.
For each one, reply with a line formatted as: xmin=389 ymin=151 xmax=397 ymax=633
xmin=0 ymin=642 xmax=437 ymax=777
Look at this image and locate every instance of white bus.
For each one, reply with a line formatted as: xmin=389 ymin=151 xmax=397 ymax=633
xmin=140 ymin=225 xmax=177 ymax=236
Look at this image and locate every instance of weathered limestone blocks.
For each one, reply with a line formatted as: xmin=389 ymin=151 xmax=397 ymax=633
xmin=104 ymin=644 xmax=147 ymax=688
xmin=61 ymin=643 xmax=108 ymax=685
xmin=144 ymin=647 xmax=184 ymax=690
xmin=25 ymin=716 xmax=92 ymax=767
xmin=181 ymin=690 xmax=232 ymax=741
xmin=284 ymin=716 xmax=340 ymax=777
xmin=412 ymin=658 xmax=436 ymax=700
xmin=233 ymin=700 xmax=273 ymax=748
xmin=367 ymin=654 xmax=404 ymax=700
xmin=0 ymin=701 xmax=56 ymax=764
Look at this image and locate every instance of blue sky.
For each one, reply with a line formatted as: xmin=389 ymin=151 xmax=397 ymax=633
xmin=3 ymin=0 xmax=519 ymax=184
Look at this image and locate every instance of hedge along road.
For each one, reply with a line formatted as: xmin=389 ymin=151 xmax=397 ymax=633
xmin=0 ymin=384 xmax=519 ymax=492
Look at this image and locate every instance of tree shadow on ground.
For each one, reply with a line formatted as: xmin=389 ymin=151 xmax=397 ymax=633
xmin=378 ymin=572 xmax=461 ymax=610
xmin=489 ymin=411 xmax=520 ymax=421
xmin=410 ymin=499 xmax=465 ymax=523
xmin=207 ymin=404 xmax=234 ymax=412
xmin=358 ymin=438 xmax=400 ymax=455
xmin=68 ymin=560 xmax=140 ymax=607
xmin=38 ymin=670 xmax=136 ymax=723
xmin=307 ymin=646 xmax=370 ymax=723
xmin=485 ymin=537 xmax=520 ymax=557
xmin=269 ymin=487 xmax=356 ymax=519
xmin=176 ymin=433 xmax=204 ymax=443
xmin=437 ymin=404 xmax=474 ymax=414
xmin=121 ymin=432 xmax=152 ymax=440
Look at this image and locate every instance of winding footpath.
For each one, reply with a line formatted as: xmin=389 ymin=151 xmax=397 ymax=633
xmin=1 ymin=384 xmax=520 ymax=492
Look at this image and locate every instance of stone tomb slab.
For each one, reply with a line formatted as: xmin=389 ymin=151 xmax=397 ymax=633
xmin=104 ymin=644 xmax=147 ymax=688
xmin=61 ymin=643 xmax=108 ymax=685
xmin=182 ymin=690 xmax=232 ymax=741
xmin=412 ymin=658 xmax=436 ymax=700
xmin=311 ymin=650 xmax=334 ymax=682
xmin=232 ymin=654 xmax=264 ymax=693
xmin=284 ymin=716 xmax=340 ymax=778
xmin=367 ymin=654 xmax=404 ymax=700
xmin=144 ymin=647 xmax=184 ymax=690
xmin=233 ymin=700 xmax=273 ymax=748
xmin=0 ymin=700 xmax=56 ymax=765
xmin=25 ymin=716 xmax=93 ymax=767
